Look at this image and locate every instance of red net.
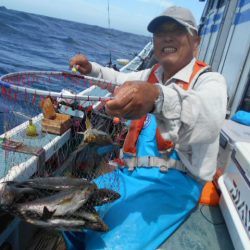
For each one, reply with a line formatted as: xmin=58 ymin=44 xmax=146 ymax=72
xmin=0 ymin=71 xmax=127 ymax=231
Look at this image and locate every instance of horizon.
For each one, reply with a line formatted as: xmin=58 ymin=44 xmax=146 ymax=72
xmin=0 ymin=5 xmax=150 ymax=38
xmin=1 ymin=0 xmax=206 ymax=36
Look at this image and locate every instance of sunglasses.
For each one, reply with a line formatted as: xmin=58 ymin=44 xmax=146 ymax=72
xmin=153 ymin=23 xmax=188 ymax=37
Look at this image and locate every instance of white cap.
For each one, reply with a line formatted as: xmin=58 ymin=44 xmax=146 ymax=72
xmin=147 ymin=6 xmax=198 ymax=33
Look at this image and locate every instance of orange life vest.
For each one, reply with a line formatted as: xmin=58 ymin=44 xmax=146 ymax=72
xmin=123 ymin=60 xmax=209 ymax=156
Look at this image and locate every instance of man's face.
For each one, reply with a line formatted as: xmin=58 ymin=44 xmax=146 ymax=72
xmin=153 ymin=21 xmax=200 ymax=72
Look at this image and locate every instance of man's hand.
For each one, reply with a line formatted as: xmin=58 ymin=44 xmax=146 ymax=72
xmin=69 ymin=54 xmax=92 ymax=75
xmin=105 ymin=81 xmax=160 ymax=120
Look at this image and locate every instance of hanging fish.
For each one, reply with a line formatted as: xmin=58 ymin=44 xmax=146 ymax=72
xmin=16 ymin=184 xmax=96 ymax=219
xmin=87 ymin=188 xmax=121 ymax=207
xmin=25 ymin=217 xmax=87 ymax=231
xmin=0 ymin=182 xmax=43 ymax=206
xmin=60 ymin=128 xmax=120 ymax=180
xmin=82 ymin=128 xmax=114 ymax=146
xmin=13 ymin=176 xmax=96 ymax=192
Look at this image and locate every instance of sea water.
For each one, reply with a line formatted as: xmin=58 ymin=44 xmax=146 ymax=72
xmin=0 ymin=6 xmax=150 ymax=134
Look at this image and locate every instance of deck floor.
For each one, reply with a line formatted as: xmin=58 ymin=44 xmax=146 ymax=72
xmin=159 ymin=204 xmax=235 ymax=250
xmin=20 ymin=204 xmax=235 ymax=250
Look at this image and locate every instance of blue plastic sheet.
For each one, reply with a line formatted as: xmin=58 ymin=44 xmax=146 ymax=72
xmin=63 ymin=114 xmax=203 ymax=249
xmin=63 ymin=168 xmax=203 ymax=250
xmin=231 ymin=110 xmax=250 ymax=126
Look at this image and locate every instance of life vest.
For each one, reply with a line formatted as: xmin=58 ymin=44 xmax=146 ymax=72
xmin=123 ymin=60 xmax=210 ymax=156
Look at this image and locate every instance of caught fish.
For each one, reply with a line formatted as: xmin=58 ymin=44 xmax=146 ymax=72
xmin=26 ymin=215 xmax=108 ymax=232
xmin=71 ymin=144 xmax=117 ymax=180
xmin=87 ymin=188 xmax=121 ymax=207
xmin=60 ymin=129 xmax=120 ymax=180
xmin=73 ymin=206 xmax=104 ymax=224
xmin=84 ymin=220 xmax=109 ymax=232
xmin=16 ymin=185 xmax=97 ymax=219
xmin=0 ymin=182 xmax=42 ymax=206
xmin=13 ymin=176 xmax=97 ymax=192
xmin=25 ymin=217 xmax=86 ymax=231
xmin=0 ymin=176 xmax=120 ymax=233
xmin=82 ymin=128 xmax=113 ymax=146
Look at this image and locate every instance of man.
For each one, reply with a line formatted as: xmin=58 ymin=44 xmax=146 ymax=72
xmin=65 ymin=6 xmax=227 ymax=250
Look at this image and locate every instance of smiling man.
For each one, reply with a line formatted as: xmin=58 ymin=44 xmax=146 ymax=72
xmin=66 ymin=6 xmax=227 ymax=250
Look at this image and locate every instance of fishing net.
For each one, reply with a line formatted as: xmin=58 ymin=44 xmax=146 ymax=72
xmin=0 ymin=71 xmax=127 ymax=232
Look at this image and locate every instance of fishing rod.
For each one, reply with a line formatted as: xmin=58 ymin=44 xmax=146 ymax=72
xmin=106 ymin=0 xmax=115 ymax=69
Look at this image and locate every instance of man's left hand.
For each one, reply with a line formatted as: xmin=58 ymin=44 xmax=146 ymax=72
xmin=105 ymin=81 xmax=160 ymax=120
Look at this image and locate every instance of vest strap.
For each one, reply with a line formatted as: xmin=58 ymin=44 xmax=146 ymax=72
xmin=123 ymin=156 xmax=187 ymax=172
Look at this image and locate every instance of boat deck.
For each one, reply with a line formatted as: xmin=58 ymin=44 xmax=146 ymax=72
xmin=14 ymin=204 xmax=234 ymax=249
xmin=0 ymin=43 xmax=235 ymax=249
xmin=160 ymin=204 xmax=234 ymax=250
xmin=0 ymin=115 xmax=71 ymax=181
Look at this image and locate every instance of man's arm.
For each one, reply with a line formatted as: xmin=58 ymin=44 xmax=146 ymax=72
xmin=69 ymin=54 xmax=151 ymax=85
xmin=89 ymin=62 xmax=151 ymax=84
xmin=154 ymin=72 xmax=227 ymax=145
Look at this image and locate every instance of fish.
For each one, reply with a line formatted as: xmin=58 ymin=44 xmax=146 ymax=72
xmin=71 ymin=144 xmax=109 ymax=180
xmin=82 ymin=128 xmax=114 ymax=146
xmin=73 ymin=206 xmax=104 ymax=224
xmin=71 ymin=139 xmax=119 ymax=181
xmin=25 ymin=217 xmax=86 ymax=231
xmin=0 ymin=182 xmax=43 ymax=206
xmin=0 ymin=176 xmax=118 ymax=233
xmin=87 ymin=188 xmax=121 ymax=207
xmin=58 ymin=129 xmax=120 ymax=181
xmin=83 ymin=219 xmax=109 ymax=232
xmin=59 ymin=129 xmax=120 ymax=180
xmin=12 ymin=176 xmax=97 ymax=192
xmin=25 ymin=215 xmax=109 ymax=232
xmin=16 ymin=184 xmax=97 ymax=219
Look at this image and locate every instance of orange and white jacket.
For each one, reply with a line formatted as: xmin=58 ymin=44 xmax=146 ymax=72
xmin=89 ymin=58 xmax=227 ymax=181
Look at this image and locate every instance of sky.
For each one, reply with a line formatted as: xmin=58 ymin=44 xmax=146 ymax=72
xmin=1 ymin=0 xmax=206 ymax=36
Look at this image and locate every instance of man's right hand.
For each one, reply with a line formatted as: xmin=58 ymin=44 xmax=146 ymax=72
xmin=69 ymin=54 xmax=92 ymax=75
xmin=105 ymin=81 xmax=160 ymax=120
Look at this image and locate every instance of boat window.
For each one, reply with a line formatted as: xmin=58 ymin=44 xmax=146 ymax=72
xmin=217 ymin=0 xmax=226 ymax=8
xmin=239 ymin=77 xmax=250 ymax=112
xmin=207 ymin=0 xmax=216 ymax=11
xmin=207 ymin=0 xmax=226 ymax=11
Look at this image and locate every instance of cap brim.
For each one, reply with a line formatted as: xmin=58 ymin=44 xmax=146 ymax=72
xmin=147 ymin=16 xmax=185 ymax=33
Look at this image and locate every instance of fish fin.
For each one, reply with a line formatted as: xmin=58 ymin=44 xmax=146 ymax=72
xmin=41 ymin=206 xmax=56 ymax=220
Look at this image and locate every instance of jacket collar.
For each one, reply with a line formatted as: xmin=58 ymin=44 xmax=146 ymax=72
xmin=155 ymin=58 xmax=196 ymax=85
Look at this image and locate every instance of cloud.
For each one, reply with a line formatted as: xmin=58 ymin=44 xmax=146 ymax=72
xmin=137 ymin=0 xmax=174 ymax=8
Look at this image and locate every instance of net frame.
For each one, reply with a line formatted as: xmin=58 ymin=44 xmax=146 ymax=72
xmin=0 ymin=70 xmax=119 ymax=102
xmin=0 ymin=70 xmax=124 ymax=174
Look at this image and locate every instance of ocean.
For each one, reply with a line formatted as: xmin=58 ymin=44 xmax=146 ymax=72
xmin=0 ymin=6 xmax=150 ymax=133
xmin=0 ymin=6 xmax=149 ymax=75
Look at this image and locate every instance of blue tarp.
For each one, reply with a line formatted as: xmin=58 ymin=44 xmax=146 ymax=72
xmin=63 ymin=168 xmax=203 ymax=250
xmin=64 ymin=114 xmax=203 ymax=249
xmin=231 ymin=110 xmax=250 ymax=126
